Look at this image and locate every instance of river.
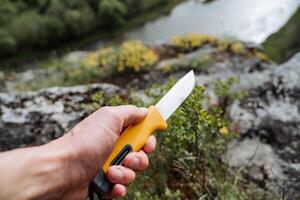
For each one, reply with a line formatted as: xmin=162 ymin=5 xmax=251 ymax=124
xmin=92 ymin=0 xmax=300 ymax=48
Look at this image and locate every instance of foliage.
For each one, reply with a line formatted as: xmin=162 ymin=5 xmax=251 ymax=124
xmin=161 ymin=54 xmax=212 ymax=73
xmin=263 ymin=7 xmax=300 ymax=63
xmin=98 ymin=0 xmax=127 ymax=27
xmin=82 ymin=40 xmax=158 ymax=73
xmin=214 ymin=77 xmax=246 ymax=101
xmin=230 ymin=42 xmax=244 ymax=54
xmin=0 ymin=0 xmax=169 ymax=58
xmin=87 ymin=79 xmax=280 ymax=199
xmin=170 ymin=33 xmax=270 ymax=61
xmin=0 ymin=28 xmax=16 ymax=55
xmin=171 ymin=33 xmax=217 ymax=51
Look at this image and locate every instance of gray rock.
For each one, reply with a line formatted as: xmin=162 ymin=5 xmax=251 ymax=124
xmin=223 ymin=138 xmax=285 ymax=181
xmin=0 ymin=83 xmax=122 ymax=151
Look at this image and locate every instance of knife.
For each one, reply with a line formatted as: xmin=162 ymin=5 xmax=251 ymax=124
xmin=90 ymin=70 xmax=195 ymax=195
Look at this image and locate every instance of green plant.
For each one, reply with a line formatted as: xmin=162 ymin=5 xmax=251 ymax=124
xmin=214 ymin=77 xmax=246 ymax=101
xmin=0 ymin=28 xmax=16 ymax=55
xmin=98 ymin=0 xmax=126 ymax=27
xmin=81 ymin=40 xmax=158 ymax=74
xmin=86 ymin=79 xmax=281 ymax=200
xmin=171 ymin=33 xmax=217 ymax=51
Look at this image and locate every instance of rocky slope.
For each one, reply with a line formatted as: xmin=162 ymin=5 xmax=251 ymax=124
xmin=1 ymin=50 xmax=300 ymax=199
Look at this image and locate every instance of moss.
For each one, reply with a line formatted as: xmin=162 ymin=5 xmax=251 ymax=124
xmin=263 ymin=7 xmax=300 ymax=63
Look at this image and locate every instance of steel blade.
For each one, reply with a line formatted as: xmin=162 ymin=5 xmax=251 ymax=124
xmin=155 ymin=70 xmax=195 ymax=120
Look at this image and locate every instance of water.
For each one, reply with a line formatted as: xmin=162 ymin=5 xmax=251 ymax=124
xmin=123 ymin=0 xmax=300 ymax=44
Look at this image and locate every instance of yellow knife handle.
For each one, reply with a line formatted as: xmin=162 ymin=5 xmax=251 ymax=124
xmin=91 ymin=105 xmax=168 ymax=194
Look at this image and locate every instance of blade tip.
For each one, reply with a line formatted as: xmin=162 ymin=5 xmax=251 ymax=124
xmin=188 ymin=70 xmax=195 ymax=85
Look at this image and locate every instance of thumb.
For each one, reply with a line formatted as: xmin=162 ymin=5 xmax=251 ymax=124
xmin=110 ymin=105 xmax=149 ymax=129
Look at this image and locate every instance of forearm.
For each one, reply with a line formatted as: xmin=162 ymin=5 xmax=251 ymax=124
xmin=0 ymin=139 xmax=73 ymax=200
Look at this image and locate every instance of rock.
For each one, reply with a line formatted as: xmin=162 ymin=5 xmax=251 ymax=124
xmin=223 ymin=138 xmax=285 ymax=182
xmin=223 ymin=52 xmax=300 ymax=199
xmin=0 ymin=83 xmax=122 ymax=151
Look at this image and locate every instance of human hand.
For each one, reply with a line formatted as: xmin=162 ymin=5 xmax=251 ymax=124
xmin=0 ymin=105 xmax=155 ymax=200
xmin=58 ymin=105 xmax=156 ymax=199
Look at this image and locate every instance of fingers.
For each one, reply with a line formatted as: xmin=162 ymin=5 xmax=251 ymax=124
xmin=104 ymin=184 xmax=127 ymax=199
xmin=112 ymin=105 xmax=149 ymax=128
xmin=105 ymin=166 xmax=135 ymax=199
xmin=123 ymin=151 xmax=149 ymax=171
xmin=122 ymin=135 xmax=156 ymax=171
xmin=143 ymin=135 xmax=156 ymax=153
xmin=106 ymin=166 xmax=136 ymax=185
xmin=104 ymin=135 xmax=156 ymax=198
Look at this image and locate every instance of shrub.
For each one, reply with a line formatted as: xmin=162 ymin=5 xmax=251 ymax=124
xmin=171 ymin=33 xmax=217 ymax=51
xmin=87 ymin=78 xmax=281 ymax=199
xmin=81 ymin=40 xmax=158 ymax=75
xmin=8 ymin=11 xmax=48 ymax=46
xmin=230 ymin=42 xmax=244 ymax=54
xmin=0 ymin=2 xmax=18 ymax=26
xmin=98 ymin=0 xmax=126 ymax=27
xmin=63 ymin=7 xmax=96 ymax=37
xmin=0 ymin=28 xmax=16 ymax=55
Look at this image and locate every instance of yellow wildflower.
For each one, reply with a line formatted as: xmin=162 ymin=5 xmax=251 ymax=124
xmin=254 ymin=50 xmax=268 ymax=61
xmin=171 ymin=33 xmax=217 ymax=50
xmin=219 ymin=127 xmax=229 ymax=136
xmin=230 ymin=42 xmax=244 ymax=54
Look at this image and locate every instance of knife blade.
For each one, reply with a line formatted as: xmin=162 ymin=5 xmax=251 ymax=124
xmin=91 ymin=70 xmax=195 ymax=194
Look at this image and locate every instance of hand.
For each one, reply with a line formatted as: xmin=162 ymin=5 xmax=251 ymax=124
xmin=0 ymin=105 xmax=155 ymax=200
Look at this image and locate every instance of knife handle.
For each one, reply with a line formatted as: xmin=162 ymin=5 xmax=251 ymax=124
xmin=91 ymin=105 xmax=168 ymax=194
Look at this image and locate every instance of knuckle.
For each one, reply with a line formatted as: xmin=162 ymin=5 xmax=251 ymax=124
xmin=99 ymin=106 xmax=115 ymax=116
xmin=127 ymin=105 xmax=138 ymax=110
xmin=100 ymin=106 xmax=123 ymax=125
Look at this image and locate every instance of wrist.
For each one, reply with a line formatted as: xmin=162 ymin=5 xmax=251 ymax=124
xmin=0 ymin=143 xmax=70 ymax=200
xmin=23 ymin=143 xmax=71 ymax=199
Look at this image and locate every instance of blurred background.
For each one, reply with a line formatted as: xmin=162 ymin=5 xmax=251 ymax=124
xmin=0 ymin=0 xmax=299 ymax=69
xmin=1 ymin=0 xmax=300 ymax=199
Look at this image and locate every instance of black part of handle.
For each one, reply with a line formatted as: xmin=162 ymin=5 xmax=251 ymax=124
xmin=90 ymin=144 xmax=133 ymax=194
xmin=91 ymin=170 xmax=113 ymax=194
xmin=110 ymin=144 xmax=132 ymax=165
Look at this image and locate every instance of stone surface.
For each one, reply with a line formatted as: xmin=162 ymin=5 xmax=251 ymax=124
xmin=221 ymin=53 xmax=300 ymax=199
xmin=0 ymin=83 xmax=121 ymax=151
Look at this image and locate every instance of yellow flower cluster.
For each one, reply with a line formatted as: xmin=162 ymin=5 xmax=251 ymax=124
xmin=230 ymin=42 xmax=244 ymax=54
xmin=117 ymin=40 xmax=158 ymax=72
xmin=253 ymin=49 xmax=269 ymax=61
xmin=171 ymin=33 xmax=217 ymax=49
xmin=217 ymin=39 xmax=230 ymax=52
xmin=82 ymin=40 xmax=158 ymax=73
xmin=81 ymin=52 xmax=101 ymax=68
